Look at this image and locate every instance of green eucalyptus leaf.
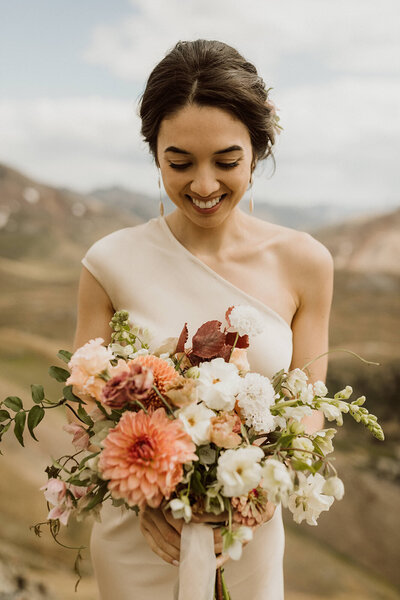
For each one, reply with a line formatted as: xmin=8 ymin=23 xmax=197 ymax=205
xmin=31 ymin=384 xmax=44 ymax=404
xmin=0 ymin=409 xmax=11 ymax=422
xmin=4 ymin=396 xmax=23 ymax=412
xmin=49 ymin=366 xmax=70 ymax=382
xmin=27 ymin=405 xmax=45 ymax=441
xmin=77 ymin=404 xmax=93 ymax=426
xmin=63 ymin=385 xmax=83 ymax=404
xmin=57 ymin=349 xmax=72 ymax=364
xmin=14 ymin=411 xmax=26 ymax=447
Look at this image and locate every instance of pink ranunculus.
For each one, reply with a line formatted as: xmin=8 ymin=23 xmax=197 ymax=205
xmin=101 ymin=362 xmax=154 ymax=410
xmin=63 ymin=422 xmax=90 ymax=451
xmin=210 ymin=412 xmax=242 ymax=449
xmin=99 ymin=408 xmax=197 ymax=509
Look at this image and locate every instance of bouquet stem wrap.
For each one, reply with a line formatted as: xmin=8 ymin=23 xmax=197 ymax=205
xmin=175 ymin=522 xmax=216 ymax=600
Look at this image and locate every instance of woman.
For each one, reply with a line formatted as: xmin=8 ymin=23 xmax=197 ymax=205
xmin=74 ymin=40 xmax=333 ymax=599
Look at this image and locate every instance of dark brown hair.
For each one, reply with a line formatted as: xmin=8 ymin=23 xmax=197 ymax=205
xmin=138 ymin=39 xmax=279 ymax=172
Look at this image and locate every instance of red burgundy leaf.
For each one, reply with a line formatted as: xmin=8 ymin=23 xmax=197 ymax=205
xmin=225 ymin=331 xmax=249 ymax=349
xmin=192 ymin=320 xmax=226 ymax=359
xmin=220 ymin=344 xmax=233 ymax=362
xmin=225 ymin=306 xmax=235 ymax=327
xmin=175 ymin=323 xmax=189 ymax=354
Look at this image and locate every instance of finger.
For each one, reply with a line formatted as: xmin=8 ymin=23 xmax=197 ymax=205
xmin=139 ymin=510 xmax=180 ymax=560
xmin=216 ymin=553 xmax=230 ymax=569
xmin=191 ymin=511 xmax=228 ymax=524
xmin=140 ymin=521 xmax=179 ymax=566
xmin=162 ymin=507 xmax=184 ymax=534
xmin=142 ymin=508 xmax=181 ymax=551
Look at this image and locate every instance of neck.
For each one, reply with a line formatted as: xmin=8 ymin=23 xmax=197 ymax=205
xmin=164 ymin=207 xmax=250 ymax=257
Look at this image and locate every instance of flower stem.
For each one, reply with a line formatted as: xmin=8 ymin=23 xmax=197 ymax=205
xmin=152 ymin=385 xmax=174 ymax=415
xmin=301 ymin=347 xmax=380 ymax=372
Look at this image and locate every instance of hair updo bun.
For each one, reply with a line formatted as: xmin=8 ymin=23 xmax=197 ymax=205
xmin=138 ymin=39 xmax=281 ymax=172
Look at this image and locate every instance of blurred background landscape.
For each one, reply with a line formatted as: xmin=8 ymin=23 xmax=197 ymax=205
xmin=0 ymin=163 xmax=399 ymax=599
xmin=1 ymin=0 xmax=399 ymax=597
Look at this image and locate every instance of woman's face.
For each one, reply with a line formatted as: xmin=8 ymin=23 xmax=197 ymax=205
xmin=156 ymin=104 xmax=254 ymax=227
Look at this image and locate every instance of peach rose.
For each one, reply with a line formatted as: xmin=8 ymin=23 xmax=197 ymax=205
xmin=229 ymin=348 xmax=250 ymax=373
xmin=164 ymin=376 xmax=198 ymax=407
xmin=210 ymin=411 xmax=242 ymax=449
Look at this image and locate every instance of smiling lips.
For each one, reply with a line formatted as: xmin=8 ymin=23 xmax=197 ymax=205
xmin=186 ymin=194 xmax=226 ymax=209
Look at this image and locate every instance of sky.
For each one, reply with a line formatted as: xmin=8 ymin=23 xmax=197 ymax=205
xmin=1 ymin=0 xmax=399 ymax=209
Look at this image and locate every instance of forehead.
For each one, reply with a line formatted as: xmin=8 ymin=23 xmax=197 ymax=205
xmin=157 ymin=104 xmax=252 ymax=154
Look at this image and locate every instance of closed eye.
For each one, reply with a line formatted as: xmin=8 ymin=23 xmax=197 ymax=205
xmin=168 ymin=161 xmax=240 ymax=170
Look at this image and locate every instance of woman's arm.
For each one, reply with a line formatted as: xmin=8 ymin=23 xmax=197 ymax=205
xmin=288 ymin=233 xmax=334 ymax=434
xmin=67 ymin=266 xmax=115 ymax=422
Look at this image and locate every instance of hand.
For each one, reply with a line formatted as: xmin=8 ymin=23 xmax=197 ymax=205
xmin=139 ymin=505 xmax=225 ymax=567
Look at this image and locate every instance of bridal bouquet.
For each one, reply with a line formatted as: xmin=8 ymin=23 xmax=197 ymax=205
xmin=0 ymin=306 xmax=383 ymax=600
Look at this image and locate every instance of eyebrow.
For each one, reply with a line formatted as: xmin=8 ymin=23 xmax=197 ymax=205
xmin=164 ymin=145 xmax=244 ymax=155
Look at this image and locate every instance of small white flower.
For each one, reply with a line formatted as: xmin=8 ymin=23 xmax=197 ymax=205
xmin=197 ymin=358 xmax=242 ymax=411
xmin=313 ymin=381 xmax=328 ymax=397
xmin=109 ymin=342 xmax=135 ymax=359
xmin=261 ymin=458 xmax=294 ymax=505
xmin=178 ymin=402 xmax=215 ymax=445
xmin=299 ymin=383 xmax=315 ymax=405
xmin=312 ymin=428 xmax=336 ymax=456
xmin=285 ymin=368 xmax=308 ymax=396
xmin=228 ymin=305 xmax=265 ymax=338
xmin=287 ymin=472 xmax=334 ymax=526
xmin=223 ymin=526 xmax=253 ymax=560
xmin=237 ymin=373 xmax=276 ymax=433
xmin=291 ymin=436 xmax=315 ymax=465
xmin=217 ymin=446 xmax=264 ymax=497
xmin=318 ymin=402 xmax=347 ymax=426
xmin=280 ymin=405 xmax=313 ymax=422
xmin=322 ymin=476 xmax=344 ymax=500
xmin=169 ymin=497 xmax=192 ymax=523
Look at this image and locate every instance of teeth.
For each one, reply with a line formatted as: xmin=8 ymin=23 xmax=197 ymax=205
xmin=190 ymin=195 xmax=223 ymax=208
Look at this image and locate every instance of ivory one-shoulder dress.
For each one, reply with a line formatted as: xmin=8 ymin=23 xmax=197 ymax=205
xmin=82 ymin=215 xmax=293 ymax=600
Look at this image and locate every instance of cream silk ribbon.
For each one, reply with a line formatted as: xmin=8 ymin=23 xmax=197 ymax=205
xmin=174 ymin=522 xmax=216 ymax=600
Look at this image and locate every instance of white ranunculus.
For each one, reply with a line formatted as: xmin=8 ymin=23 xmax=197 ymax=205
xmin=287 ymin=472 xmax=334 ymax=526
xmin=169 ymin=497 xmax=192 ymax=523
xmin=228 ymin=305 xmax=265 ymax=338
xmin=322 ymin=476 xmax=344 ymax=500
xmin=236 ymin=372 xmax=276 ymax=433
xmin=261 ymin=458 xmax=294 ymax=505
xmin=217 ymin=446 xmax=264 ymax=497
xmin=178 ymin=402 xmax=215 ymax=445
xmin=281 ymin=405 xmax=313 ymax=422
xmin=197 ymin=358 xmax=242 ymax=411
xmin=285 ymin=368 xmax=308 ymax=396
xmin=313 ymin=380 xmax=328 ymax=397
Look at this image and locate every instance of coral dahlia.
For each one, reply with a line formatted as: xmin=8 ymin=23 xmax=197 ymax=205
xmin=131 ymin=355 xmax=179 ymax=411
xmin=99 ymin=408 xmax=197 ymax=509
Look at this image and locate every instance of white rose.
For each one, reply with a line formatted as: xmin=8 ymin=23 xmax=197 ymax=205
xmin=217 ymin=446 xmax=264 ymax=497
xmin=197 ymin=358 xmax=241 ymax=411
xmin=178 ymin=402 xmax=215 ymax=445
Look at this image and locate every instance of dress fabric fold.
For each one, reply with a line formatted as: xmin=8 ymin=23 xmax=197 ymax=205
xmin=83 ymin=216 xmax=293 ymax=600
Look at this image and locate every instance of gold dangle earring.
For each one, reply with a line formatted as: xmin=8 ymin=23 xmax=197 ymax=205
xmin=158 ymin=168 xmax=164 ymax=217
xmin=249 ymin=175 xmax=254 ymax=213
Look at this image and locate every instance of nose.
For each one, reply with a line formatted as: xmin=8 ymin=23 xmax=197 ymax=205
xmin=189 ymin=167 xmax=221 ymax=198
